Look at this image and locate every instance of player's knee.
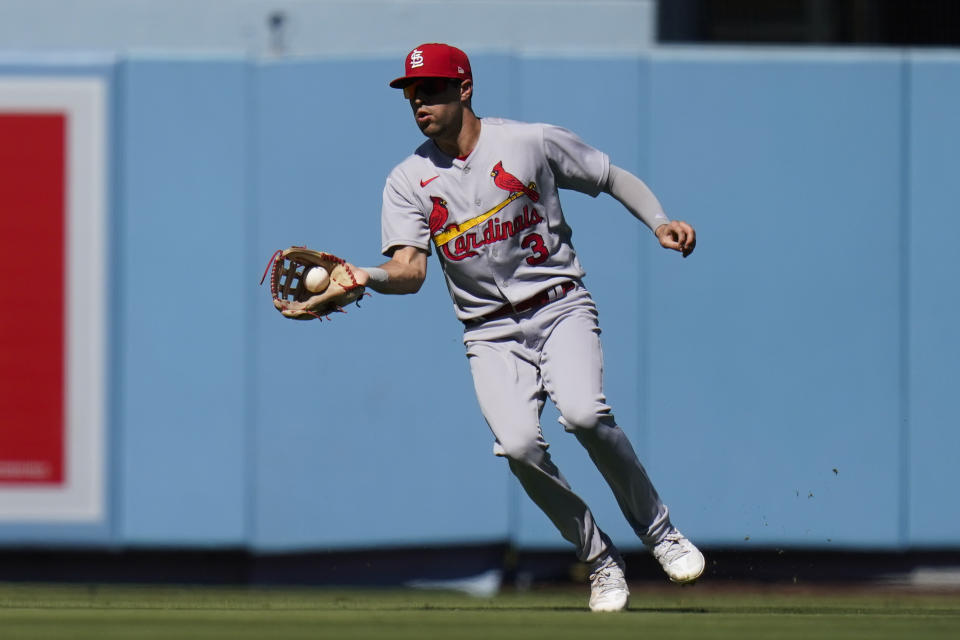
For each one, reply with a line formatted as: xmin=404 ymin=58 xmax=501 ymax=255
xmin=558 ymin=404 xmax=613 ymax=433
xmin=494 ymin=439 xmax=546 ymax=466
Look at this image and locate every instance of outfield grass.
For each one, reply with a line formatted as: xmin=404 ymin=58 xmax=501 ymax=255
xmin=1 ymin=582 xmax=958 ymax=639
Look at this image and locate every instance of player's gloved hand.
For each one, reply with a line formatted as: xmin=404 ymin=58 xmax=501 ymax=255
xmin=655 ymin=221 xmax=696 ymax=258
xmin=263 ymin=247 xmax=367 ymax=321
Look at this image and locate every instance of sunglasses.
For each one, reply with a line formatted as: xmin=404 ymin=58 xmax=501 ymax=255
xmin=403 ymin=78 xmax=459 ymax=100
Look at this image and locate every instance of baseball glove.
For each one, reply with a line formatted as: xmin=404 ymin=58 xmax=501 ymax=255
xmin=262 ymin=247 xmax=366 ymax=321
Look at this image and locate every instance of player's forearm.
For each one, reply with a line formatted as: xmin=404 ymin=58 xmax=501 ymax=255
xmin=366 ymin=263 xmax=423 ymax=294
xmin=361 ymin=246 xmax=427 ymax=294
xmin=604 ymin=164 xmax=670 ymax=232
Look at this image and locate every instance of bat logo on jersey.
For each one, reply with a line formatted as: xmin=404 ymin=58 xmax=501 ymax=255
xmin=491 ymin=162 xmax=540 ymax=202
xmin=432 ymin=161 xmax=540 ymax=247
xmin=430 ymin=161 xmax=547 ymax=262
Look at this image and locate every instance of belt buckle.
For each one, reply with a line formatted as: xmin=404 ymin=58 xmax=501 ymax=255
xmin=546 ymin=283 xmax=564 ymax=302
xmin=536 ymin=281 xmax=572 ymax=308
xmin=474 ymin=281 xmax=574 ymax=324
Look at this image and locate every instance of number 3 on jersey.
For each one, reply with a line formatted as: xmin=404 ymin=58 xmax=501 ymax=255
xmin=521 ymin=233 xmax=549 ymax=265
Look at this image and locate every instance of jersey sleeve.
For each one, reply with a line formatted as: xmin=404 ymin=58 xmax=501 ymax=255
xmin=381 ymin=166 xmax=432 ymax=256
xmin=541 ymin=124 xmax=610 ymax=197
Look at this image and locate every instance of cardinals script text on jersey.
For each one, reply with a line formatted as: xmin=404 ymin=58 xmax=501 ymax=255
xmin=428 ymin=161 xmax=546 ymax=263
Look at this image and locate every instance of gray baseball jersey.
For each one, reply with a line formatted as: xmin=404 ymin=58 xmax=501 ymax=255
xmin=381 ymin=118 xmax=610 ymax=322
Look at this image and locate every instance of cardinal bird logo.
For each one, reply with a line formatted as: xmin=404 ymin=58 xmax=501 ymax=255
xmin=490 ymin=161 xmax=540 ymax=202
xmin=428 ymin=195 xmax=449 ymax=235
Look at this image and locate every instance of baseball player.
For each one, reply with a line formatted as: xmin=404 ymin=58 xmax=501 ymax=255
xmin=351 ymin=43 xmax=704 ymax=611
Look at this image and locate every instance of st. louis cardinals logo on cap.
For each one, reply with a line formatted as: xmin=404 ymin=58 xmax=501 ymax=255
xmin=389 ymin=43 xmax=472 ymax=88
xmin=409 ymin=49 xmax=425 ymax=69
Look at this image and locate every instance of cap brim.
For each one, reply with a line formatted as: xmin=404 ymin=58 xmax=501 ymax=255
xmin=389 ymin=76 xmax=416 ymax=89
xmin=389 ymin=73 xmax=469 ymax=89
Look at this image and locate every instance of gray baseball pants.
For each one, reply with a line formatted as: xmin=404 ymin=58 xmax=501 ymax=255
xmin=463 ymin=283 xmax=672 ymax=563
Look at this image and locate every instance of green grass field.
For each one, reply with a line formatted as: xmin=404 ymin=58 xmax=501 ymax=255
xmin=1 ymin=582 xmax=958 ymax=640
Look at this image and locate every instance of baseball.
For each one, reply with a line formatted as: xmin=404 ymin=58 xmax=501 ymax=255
xmin=303 ymin=266 xmax=330 ymax=293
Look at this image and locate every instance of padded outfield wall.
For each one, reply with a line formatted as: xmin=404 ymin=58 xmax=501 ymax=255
xmin=0 ymin=49 xmax=957 ymax=552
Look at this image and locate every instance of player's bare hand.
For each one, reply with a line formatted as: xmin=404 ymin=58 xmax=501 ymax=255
xmin=656 ymin=221 xmax=696 ymax=258
xmin=346 ymin=263 xmax=369 ymax=287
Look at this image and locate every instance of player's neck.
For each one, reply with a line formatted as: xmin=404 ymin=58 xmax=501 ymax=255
xmin=433 ymin=110 xmax=481 ymax=159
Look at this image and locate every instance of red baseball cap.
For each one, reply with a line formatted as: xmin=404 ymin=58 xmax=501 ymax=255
xmin=389 ymin=43 xmax=472 ymax=88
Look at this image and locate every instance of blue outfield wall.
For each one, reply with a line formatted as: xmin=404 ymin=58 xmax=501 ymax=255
xmin=646 ymin=50 xmax=905 ymax=548
xmin=116 ymin=58 xmax=251 ymax=545
xmin=907 ymin=54 xmax=960 ymax=546
xmin=0 ymin=49 xmax=957 ymax=551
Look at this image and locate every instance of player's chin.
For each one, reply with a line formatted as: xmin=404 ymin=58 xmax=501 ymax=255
xmin=417 ymin=119 xmax=437 ymax=136
xmin=416 ymin=115 xmax=443 ymax=136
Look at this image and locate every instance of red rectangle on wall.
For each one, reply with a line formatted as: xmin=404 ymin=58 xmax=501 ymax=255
xmin=0 ymin=113 xmax=66 ymax=485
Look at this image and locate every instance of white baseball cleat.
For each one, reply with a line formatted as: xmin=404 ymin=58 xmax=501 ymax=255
xmin=651 ymin=529 xmax=705 ymax=584
xmin=588 ymin=552 xmax=629 ymax=612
